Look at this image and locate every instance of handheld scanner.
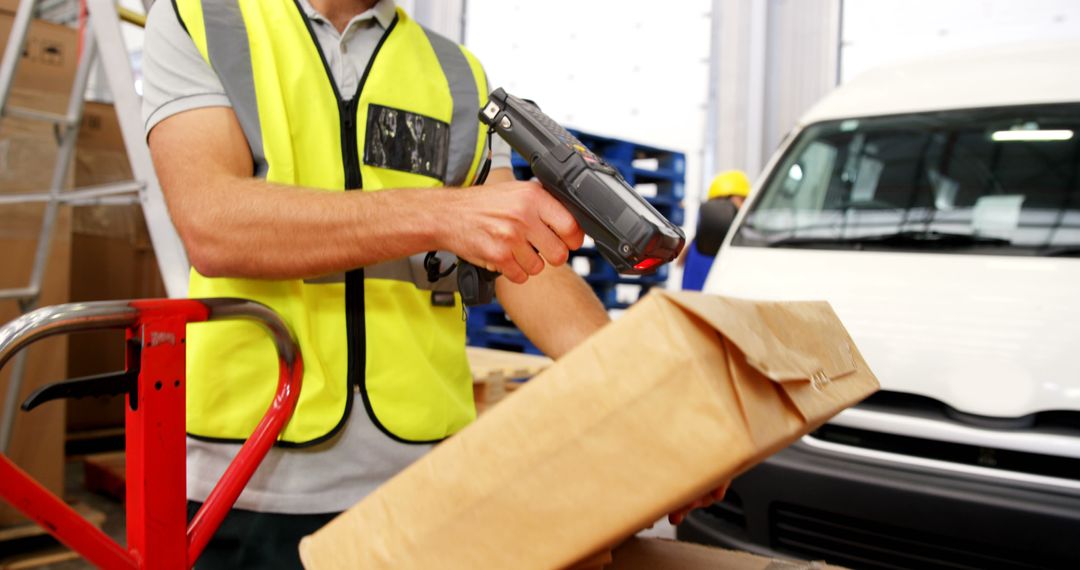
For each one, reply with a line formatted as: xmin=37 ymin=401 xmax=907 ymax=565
xmin=479 ymin=88 xmax=685 ymax=274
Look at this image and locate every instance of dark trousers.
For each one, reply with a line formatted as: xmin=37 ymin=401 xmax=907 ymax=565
xmin=187 ymin=501 xmax=339 ymax=569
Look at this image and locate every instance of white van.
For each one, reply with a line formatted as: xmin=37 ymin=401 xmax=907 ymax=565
xmin=681 ymin=41 xmax=1080 ymax=568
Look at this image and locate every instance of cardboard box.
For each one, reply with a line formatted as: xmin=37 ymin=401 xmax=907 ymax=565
xmin=0 ymin=10 xmax=77 ymax=527
xmin=299 ymin=291 xmax=879 ymax=569
xmin=0 ymin=203 xmax=70 ymax=527
xmin=606 ymin=538 xmax=844 ymax=569
xmin=0 ymin=9 xmax=78 ymax=115
xmin=66 ymin=102 xmax=164 ymax=433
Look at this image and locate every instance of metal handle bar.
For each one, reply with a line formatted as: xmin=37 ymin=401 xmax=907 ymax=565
xmin=0 ymin=298 xmax=303 ymax=568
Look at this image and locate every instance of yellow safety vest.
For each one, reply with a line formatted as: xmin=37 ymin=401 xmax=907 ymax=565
xmin=172 ymin=0 xmax=489 ymax=445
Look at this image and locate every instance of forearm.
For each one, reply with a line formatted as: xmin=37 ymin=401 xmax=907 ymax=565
xmin=171 ymin=175 xmax=447 ymax=279
xmin=152 ymin=108 xmax=584 ymax=283
xmin=497 ymin=263 xmax=609 ymax=359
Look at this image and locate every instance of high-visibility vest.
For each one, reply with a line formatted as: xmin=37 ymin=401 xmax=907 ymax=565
xmin=172 ymin=0 xmax=489 ymax=445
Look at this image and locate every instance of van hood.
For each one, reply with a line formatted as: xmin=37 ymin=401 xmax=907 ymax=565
xmin=704 ymin=247 xmax=1080 ymax=418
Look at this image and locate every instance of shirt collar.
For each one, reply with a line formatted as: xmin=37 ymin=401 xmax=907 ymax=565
xmin=299 ymin=0 xmax=397 ymax=30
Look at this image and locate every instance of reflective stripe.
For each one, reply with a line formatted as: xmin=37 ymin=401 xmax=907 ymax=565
xmin=462 ymin=57 xmax=491 ymax=185
xmin=174 ymin=0 xmax=209 ymax=61
xmin=306 ymin=254 xmax=458 ymax=292
xmin=202 ymin=0 xmax=269 ymax=178
xmin=421 ymin=27 xmax=478 ymax=188
xmin=185 ymin=4 xmax=480 ymax=445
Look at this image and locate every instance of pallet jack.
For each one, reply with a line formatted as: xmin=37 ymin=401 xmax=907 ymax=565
xmin=0 ymin=298 xmax=302 ymax=568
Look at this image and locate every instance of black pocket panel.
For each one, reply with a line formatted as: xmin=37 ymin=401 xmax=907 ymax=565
xmin=363 ymin=104 xmax=450 ymax=182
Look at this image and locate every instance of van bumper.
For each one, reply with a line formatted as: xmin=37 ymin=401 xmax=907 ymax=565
xmin=677 ymin=436 xmax=1080 ymax=569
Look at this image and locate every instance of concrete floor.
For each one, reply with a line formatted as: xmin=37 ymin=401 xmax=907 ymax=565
xmin=25 ymin=459 xmax=676 ymax=568
xmin=32 ymin=459 xmax=125 ymax=570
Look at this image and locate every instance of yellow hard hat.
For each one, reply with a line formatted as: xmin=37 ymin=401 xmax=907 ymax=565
xmin=707 ymin=170 xmax=751 ymax=200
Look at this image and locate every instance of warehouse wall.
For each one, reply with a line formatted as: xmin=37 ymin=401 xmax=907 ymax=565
xmin=710 ymin=0 xmax=840 ymax=184
xmin=463 ymin=0 xmax=712 ymax=210
xmin=842 ymin=0 xmax=1080 ymax=84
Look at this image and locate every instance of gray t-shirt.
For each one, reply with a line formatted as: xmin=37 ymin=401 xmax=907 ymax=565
xmin=142 ymin=0 xmax=503 ymax=514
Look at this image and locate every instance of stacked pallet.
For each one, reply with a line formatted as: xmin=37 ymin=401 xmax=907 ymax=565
xmin=467 ymin=129 xmax=685 ymax=353
xmin=467 ymin=347 xmax=551 ymax=414
xmin=0 ymin=503 xmax=104 ymax=569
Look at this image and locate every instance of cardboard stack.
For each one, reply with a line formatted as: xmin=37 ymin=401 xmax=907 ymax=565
xmin=300 ymin=290 xmax=879 ymax=569
xmin=66 ymin=102 xmax=166 ymax=435
xmin=0 ymin=7 xmax=77 ymax=527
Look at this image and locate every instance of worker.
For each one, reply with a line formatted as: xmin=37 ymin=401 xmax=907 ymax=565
xmin=143 ymin=1 xmax=722 ymax=566
xmin=680 ymin=170 xmax=751 ymax=291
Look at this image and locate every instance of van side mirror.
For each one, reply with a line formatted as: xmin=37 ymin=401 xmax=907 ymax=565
xmin=695 ymin=198 xmax=739 ymax=256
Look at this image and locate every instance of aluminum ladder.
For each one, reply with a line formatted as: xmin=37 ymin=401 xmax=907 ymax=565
xmin=0 ymin=0 xmax=190 ymax=452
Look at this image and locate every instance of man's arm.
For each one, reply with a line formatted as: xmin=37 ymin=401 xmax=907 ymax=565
xmin=148 ymin=106 xmax=582 ymax=283
xmin=486 ymin=168 xmax=610 ymax=358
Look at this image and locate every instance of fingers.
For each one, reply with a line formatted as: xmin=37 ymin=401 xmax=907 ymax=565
xmin=669 ymin=483 xmax=732 ymax=526
xmin=527 ymin=222 xmax=570 ymax=267
xmin=459 ymin=180 xmax=583 ymax=283
xmin=536 ymin=190 xmax=585 ymax=250
xmin=511 ymin=242 xmax=546 ymax=278
xmin=493 ymin=251 xmax=529 ymax=284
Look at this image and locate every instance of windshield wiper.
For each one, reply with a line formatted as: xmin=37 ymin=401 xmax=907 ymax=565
xmin=766 ymin=230 xmax=1012 ymax=249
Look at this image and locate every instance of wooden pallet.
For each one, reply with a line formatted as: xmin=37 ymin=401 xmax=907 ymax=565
xmin=467 ymin=347 xmax=552 ymax=413
xmin=0 ymin=503 xmax=104 ymax=569
xmin=83 ymin=451 xmax=126 ymax=503
xmin=65 ymin=426 xmax=125 ymax=458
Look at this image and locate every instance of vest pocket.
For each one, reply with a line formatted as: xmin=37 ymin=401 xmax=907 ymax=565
xmin=363 ymin=104 xmax=450 ymax=182
xmin=361 ymin=278 xmax=474 ymax=442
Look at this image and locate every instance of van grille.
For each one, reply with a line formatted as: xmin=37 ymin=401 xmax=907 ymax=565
xmin=699 ymin=490 xmax=746 ymax=535
xmin=771 ymin=504 xmax=1063 ymax=569
xmin=812 ymin=423 xmax=1080 ymax=480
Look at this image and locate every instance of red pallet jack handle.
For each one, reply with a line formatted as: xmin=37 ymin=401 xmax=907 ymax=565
xmin=0 ymin=298 xmax=303 ymax=569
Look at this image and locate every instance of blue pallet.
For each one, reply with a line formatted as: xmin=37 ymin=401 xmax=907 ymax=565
xmin=510 ymin=131 xmax=685 ymax=189
xmin=484 ymin=126 xmax=683 ymax=320
xmin=465 ymin=302 xmax=510 ymax=329
xmin=634 ymin=180 xmax=684 ymax=202
xmin=568 ymin=131 xmax=686 ymax=176
xmin=467 ymin=327 xmax=542 ymax=355
xmin=645 ymin=195 xmax=682 ymax=208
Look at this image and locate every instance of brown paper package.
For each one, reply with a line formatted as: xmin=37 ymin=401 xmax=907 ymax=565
xmin=299 ymin=291 xmax=880 ymax=569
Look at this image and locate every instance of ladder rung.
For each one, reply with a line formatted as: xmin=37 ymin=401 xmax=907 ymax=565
xmin=0 ymin=287 xmax=38 ymax=302
xmin=0 ymin=181 xmax=143 ymax=206
xmin=5 ymin=106 xmax=76 ymax=126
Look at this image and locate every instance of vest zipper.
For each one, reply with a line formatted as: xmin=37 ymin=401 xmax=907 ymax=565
xmin=342 ymin=97 xmax=362 ymax=190
xmin=293 ymin=5 xmax=433 ymax=444
xmin=342 ymin=97 xmax=365 ymax=396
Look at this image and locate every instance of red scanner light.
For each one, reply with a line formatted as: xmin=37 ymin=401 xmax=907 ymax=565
xmin=633 ymin=257 xmax=663 ymax=271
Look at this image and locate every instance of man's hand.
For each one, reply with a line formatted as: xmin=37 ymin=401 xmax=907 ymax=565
xmin=437 ymin=179 xmax=584 ymax=284
xmin=668 ymin=482 xmax=731 ymax=525
xmin=150 ymin=107 xmax=579 ymax=282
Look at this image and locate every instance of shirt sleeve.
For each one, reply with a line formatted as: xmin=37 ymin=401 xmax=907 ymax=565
xmin=141 ymin=0 xmax=232 ymax=136
xmin=489 ymin=128 xmax=512 ymax=171
xmin=483 ymin=73 xmax=513 ymax=172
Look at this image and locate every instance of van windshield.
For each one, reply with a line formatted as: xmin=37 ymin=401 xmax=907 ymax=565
xmin=733 ymin=104 xmax=1080 ymax=256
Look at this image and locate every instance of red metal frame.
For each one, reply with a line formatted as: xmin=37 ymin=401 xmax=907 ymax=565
xmin=0 ymin=299 xmax=302 ymax=569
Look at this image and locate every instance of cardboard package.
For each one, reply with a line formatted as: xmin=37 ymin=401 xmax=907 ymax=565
xmin=0 ymin=9 xmax=77 ymax=527
xmin=299 ymin=291 xmax=879 ymax=569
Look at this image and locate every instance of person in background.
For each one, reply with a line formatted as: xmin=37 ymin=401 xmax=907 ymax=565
xmin=680 ymin=170 xmax=750 ymax=291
